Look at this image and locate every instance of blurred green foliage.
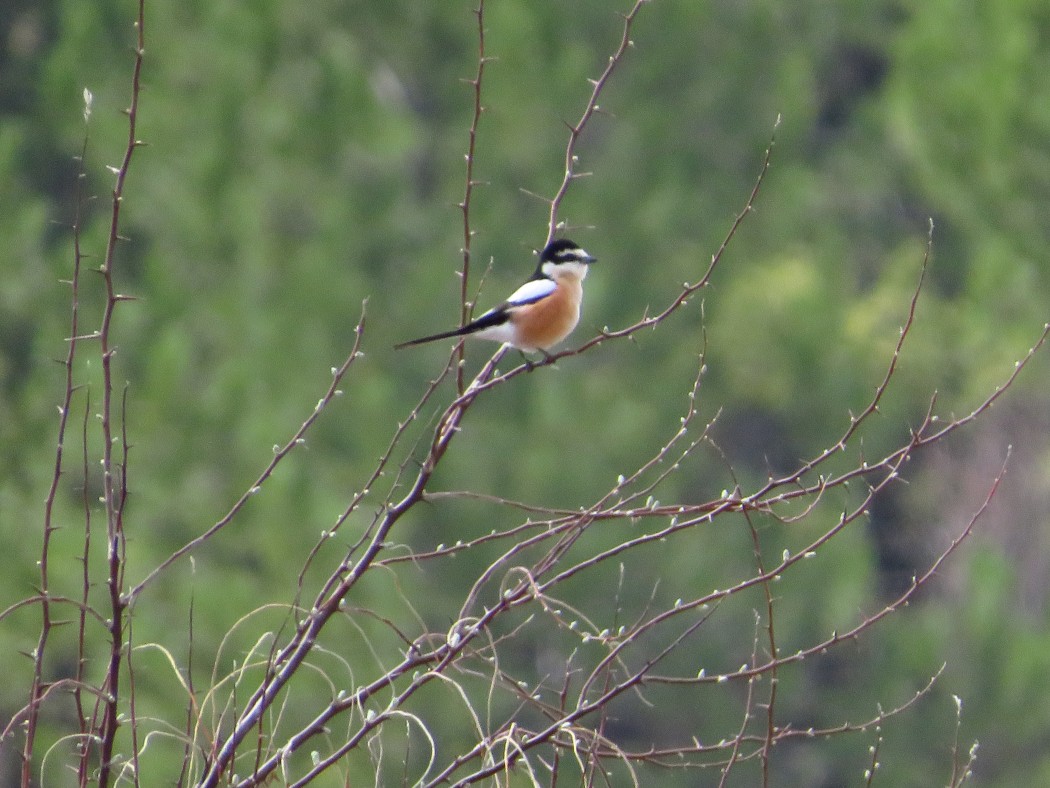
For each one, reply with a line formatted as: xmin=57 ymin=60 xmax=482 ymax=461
xmin=2 ymin=0 xmax=1049 ymax=784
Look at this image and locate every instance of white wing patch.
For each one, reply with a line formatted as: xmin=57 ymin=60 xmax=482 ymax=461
xmin=505 ymin=278 xmax=555 ymax=307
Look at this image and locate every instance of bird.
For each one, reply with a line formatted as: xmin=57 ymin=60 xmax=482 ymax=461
xmin=395 ymin=238 xmax=597 ymax=355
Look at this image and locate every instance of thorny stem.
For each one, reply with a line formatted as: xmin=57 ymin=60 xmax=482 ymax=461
xmin=95 ymin=3 xmax=146 ymax=786
xmin=25 ymin=76 xmax=94 ymax=788
xmin=545 ymin=0 xmax=649 ymax=244
xmin=457 ymin=0 xmax=489 ymax=392
xmin=75 ymin=392 xmax=93 ymax=786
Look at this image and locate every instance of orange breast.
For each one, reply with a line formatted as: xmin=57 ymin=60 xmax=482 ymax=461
xmin=510 ymin=276 xmax=582 ymax=351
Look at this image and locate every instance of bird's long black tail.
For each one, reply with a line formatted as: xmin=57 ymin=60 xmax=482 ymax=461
xmin=394 ymin=309 xmax=508 ymax=350
xmin=393 ymin=326 xmax=471 ymax=350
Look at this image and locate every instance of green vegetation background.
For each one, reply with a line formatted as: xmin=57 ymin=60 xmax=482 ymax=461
xmin=1 ymin=0 xmax=1049 ymax=784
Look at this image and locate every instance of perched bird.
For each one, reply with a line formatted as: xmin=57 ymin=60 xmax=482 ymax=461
xmin=395 ymin=238 xmax=597 ymax=354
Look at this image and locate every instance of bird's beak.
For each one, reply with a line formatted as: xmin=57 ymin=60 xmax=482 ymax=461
xmin=582 ymin=254 xmax=597 ymax=265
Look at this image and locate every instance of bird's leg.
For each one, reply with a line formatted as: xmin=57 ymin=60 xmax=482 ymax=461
xmin=515 ymin=348 xmax=556 ymax=371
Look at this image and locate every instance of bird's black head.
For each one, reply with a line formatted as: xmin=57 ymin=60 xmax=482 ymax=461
xmin=539 ymin=238 xmax=597 ymax=265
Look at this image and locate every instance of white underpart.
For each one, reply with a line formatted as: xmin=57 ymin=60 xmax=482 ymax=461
xmin=473 ymin=321 xmax=519 ymax=345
